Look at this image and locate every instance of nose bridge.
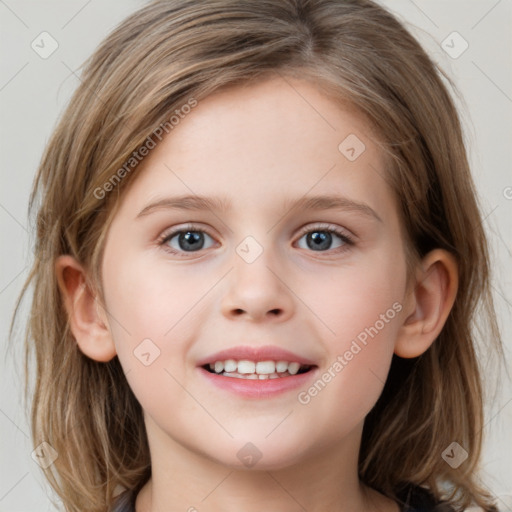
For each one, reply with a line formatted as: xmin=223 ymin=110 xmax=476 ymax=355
xmin=220 ymin=230 xmax=293 ymax=321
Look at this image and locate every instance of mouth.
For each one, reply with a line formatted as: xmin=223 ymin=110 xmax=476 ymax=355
xmin=197 ymin=347 xmax=320 ymax=398
xmin=201 ymin=360 xmax=316 ymax=380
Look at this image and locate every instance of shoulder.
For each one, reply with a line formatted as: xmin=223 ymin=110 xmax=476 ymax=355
xmin=110 ymin=489 xmax=136 ymax=512
xmin=395 ymin=484 xmax=455 ymax=512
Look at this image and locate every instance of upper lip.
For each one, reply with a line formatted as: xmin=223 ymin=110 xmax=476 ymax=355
xmin=196 ymin=345 xmax=318 ymax=367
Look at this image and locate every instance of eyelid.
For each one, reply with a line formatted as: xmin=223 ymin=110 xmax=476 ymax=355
xmin=294 ymin=222 xmax=356 ymax=243
xmin=157 ymin=222 xmax=216 ymax=245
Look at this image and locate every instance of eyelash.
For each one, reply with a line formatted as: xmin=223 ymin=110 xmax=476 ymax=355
xmin=157 ymin=223 xmax=355 ymax=258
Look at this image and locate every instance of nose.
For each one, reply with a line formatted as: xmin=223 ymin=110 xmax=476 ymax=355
xmin=220 ymin=242 xmax=295 ymax=323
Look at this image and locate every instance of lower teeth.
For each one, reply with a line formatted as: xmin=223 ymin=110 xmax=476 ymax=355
xmin=219 ymin=371 xmax=292 ymax=379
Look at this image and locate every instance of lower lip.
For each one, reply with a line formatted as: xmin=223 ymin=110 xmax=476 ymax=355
xmin=197 ymin=367 xmax=318 ymax=399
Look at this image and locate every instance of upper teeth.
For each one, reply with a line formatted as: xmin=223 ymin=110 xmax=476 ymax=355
xmin=209 ymin=360 xmax=303 ymax=375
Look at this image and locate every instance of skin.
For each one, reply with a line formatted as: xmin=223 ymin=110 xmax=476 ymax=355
xmin=56 ymin=75 xmax=458 ymax=512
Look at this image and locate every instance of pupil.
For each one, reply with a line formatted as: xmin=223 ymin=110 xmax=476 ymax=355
xmin=180 ymin=231 xmax=204 ymax=251
xmin=308 ymin=231 xmax=331 ymax=251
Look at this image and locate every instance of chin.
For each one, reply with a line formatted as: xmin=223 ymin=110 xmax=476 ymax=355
xmin=209 ymin=441 xmax=308 ymax=472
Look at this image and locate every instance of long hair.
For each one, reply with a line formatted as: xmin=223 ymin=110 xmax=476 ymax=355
xmin=10 ymin=0 xmax=502 ymax=510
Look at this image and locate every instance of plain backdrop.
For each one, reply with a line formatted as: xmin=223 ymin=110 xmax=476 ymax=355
xmin=1 ymin=1 xmax=511 ymax=510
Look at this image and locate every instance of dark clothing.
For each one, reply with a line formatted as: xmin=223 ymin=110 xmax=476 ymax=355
xmin=111 ymin=483 xmax=455 ymax=511
xmin=395 ymin=484 xmax=455 ymax=511
xmin=111 ymin=488 xmax=136 ymax=512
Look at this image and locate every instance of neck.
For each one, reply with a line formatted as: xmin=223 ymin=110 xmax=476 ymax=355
xmin=134 ymin=416 xmax=399 ymax=512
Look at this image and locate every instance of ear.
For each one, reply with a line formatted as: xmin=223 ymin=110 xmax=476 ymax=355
xmin=394 ymin=249 xmax=458 ymax=358
xmin=55 ymin=255 xmax=117 ymax=362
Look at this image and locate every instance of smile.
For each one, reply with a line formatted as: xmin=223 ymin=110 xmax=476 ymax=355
xmin=203 ymin=359 xmax=313 ymax=379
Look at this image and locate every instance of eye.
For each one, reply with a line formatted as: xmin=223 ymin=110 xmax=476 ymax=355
xmin=157 ymin=222 xmax=355 ymax=258
xmin=295 ymin=224 xmax=354 ymax=253
xmin=158 ymin=224 xmax=216 ymax=257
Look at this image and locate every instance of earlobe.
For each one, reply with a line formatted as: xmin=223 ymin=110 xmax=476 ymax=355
xmin=394 ymin=249 xmax=458 ymax=358
xmin=55 ymin=255 xmax=117 ymax=362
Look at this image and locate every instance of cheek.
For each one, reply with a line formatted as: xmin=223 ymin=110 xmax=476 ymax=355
xmin=300 ymin=251 xmax=406 ymax=345
xmin=102 ymin=255 xmax=214 ymax=349
xmin=294 ymin=250 xmax=405 ymax=412
xmin=297 ymin=278 xmax=403 ymax=433
xmin=101 ymin=258 xmax=191 ymax=416
xmin=101 ymin=256 xmax=220 ymax=400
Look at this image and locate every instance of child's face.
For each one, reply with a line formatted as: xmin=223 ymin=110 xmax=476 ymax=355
xmin=100 ymin=76 xmax=410 ymax=470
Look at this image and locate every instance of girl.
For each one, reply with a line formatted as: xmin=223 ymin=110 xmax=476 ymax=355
xmin=11 ymin=0 xmax=504 ymax=511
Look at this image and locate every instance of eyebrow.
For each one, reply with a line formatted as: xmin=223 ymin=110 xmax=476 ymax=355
xmin=135 ymin=194 xmax=382 ymax=222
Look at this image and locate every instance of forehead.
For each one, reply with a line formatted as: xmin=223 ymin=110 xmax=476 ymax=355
xmin=115 ymin=76 xmax=394 ymax=219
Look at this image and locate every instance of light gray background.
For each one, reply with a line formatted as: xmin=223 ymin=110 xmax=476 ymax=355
xmin=1 ymin=1 xmax=511 ymax=511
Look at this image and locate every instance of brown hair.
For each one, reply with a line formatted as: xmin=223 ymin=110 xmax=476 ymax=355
xmin=9 ymin=0 xmax=503 ymax=510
